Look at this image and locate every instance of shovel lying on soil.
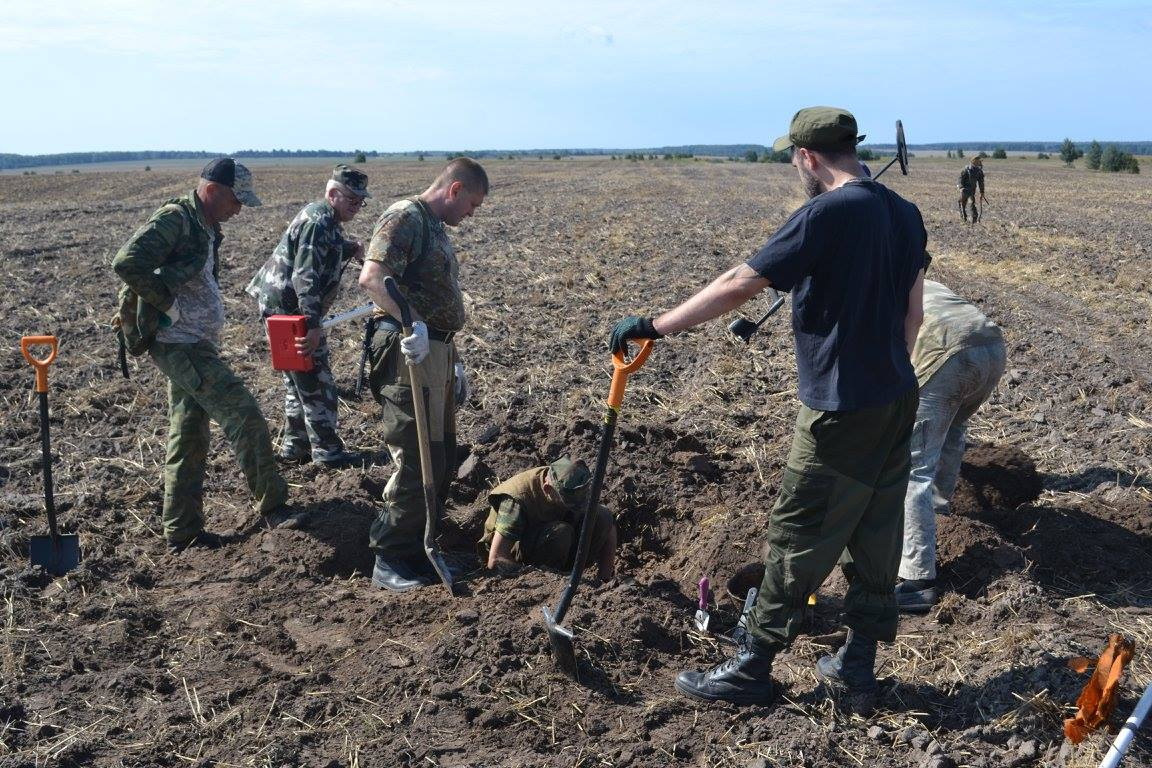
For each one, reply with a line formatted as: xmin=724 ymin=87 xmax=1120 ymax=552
xmin=21 ymin=336 xmax=80 ymax=575
xmin=382 ymin=278 xmax=454 ymax=595
xmin=543 ymin=338 xmax=654 ymax=678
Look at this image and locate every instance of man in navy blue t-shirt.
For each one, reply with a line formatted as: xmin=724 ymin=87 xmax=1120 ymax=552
xmin=610 ymin=106 xmax=927 ymax=710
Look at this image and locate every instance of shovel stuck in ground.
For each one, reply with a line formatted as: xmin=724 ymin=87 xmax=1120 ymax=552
xmin=21 ymin=336 xmax=80 ymax=575
xmin=382 ymin=278 xmax=454 ymax=595
xmin=543 ymin=338 xmax=653 ymax=679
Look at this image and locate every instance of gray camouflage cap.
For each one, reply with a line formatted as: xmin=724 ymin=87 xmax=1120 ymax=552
xmin=201 ymin=157 xmax=262 ymax=207
xmin=332 ymin=164 xmax=371 ymax=198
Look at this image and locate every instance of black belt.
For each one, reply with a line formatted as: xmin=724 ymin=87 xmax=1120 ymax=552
xmin=375 ymin=316 xmax=455 ymax=343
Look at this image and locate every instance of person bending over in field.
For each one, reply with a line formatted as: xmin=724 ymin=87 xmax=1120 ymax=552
xmin=479 ymin=457 xmax=618 ymax=581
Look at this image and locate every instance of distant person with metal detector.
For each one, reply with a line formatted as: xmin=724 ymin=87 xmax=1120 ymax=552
xmin=111 ymin=159 xmax=290 ymax=553
xmin=957 ymin=156 xmax=987 ymax=223
xmin=610 ymin=107 xmax=927 ymax=710
xmin=246 ymin=164 xmax=371 ymax=469
xmin=897 ymin=278 xmax=1005 ymax=612
xmin=479 ymin=458 xmax=618 ymax=580
xmin=357 ymin=158 xmax=488 ymax=592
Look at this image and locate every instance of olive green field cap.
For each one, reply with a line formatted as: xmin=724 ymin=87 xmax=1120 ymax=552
xmin=332 ymin=164 xmax=371 ymax=198
xmin=549 ymin=457 xmax=591 ymax=506
xmin=772 ymin=106 xmax=866 ymax=153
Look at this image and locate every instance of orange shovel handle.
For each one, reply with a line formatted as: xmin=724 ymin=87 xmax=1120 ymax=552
xmin=21 ymin=336 xmax=58 ymax=393
xmin=607 ymin=339 xmax=654 ymax=409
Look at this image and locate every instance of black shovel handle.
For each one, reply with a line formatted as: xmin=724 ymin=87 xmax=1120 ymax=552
xmin=549 ymin=340 xmax=654 ymax=625
xmin=21 ymin=337 xmax=61 ymax=542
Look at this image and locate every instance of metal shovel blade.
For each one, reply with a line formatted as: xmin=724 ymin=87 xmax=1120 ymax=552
xmin=542 ymin=606 xmax=578 ymax=679
xmin=30 ymin=534 xmax=80 ymax=576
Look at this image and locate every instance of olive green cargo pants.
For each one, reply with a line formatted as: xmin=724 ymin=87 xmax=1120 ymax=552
xmin=148 ymin=341 xmax=288 ymax=546
xmin=367 ymin=330 xmax=457 ymax=560
xmin=748 ymin=388 xmax=918 ymax=650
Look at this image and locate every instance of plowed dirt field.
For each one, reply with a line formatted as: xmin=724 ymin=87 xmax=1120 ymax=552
xmin=2 ymin=157 xmax=1150 ymax=767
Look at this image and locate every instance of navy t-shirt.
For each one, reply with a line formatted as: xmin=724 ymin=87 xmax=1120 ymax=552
xmin=746 ymin=179 xmax=926 ymax=411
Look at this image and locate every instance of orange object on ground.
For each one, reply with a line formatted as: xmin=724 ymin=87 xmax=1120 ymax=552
xmin=1063 ymin=633 xmax=1136 ymax=743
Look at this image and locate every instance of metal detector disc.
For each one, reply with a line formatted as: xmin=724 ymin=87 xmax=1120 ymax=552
xmin=728 ymin=317 xmax=758 ymax=342
xmin=895 ymin=120 xmax=909 ymax=175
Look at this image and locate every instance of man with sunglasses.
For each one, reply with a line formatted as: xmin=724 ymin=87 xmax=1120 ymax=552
xmin=247 ymin=164 xmax=371 ymax=469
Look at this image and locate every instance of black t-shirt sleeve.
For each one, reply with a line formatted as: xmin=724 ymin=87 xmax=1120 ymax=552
xmin=745 ymin=203 xmax=827 ymax=292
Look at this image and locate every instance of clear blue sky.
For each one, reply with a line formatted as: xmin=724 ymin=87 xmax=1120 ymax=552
xmin=2 ymin=0 xmax=1148 ymax=154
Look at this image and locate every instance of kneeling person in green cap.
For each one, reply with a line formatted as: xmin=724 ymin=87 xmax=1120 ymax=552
xmin=480 ymin=458 xmax=618 ymax=581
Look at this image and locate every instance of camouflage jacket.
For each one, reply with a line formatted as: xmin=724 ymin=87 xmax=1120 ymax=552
xmin=111 ymin=193 xmax=222 ymax=354
xmin=366 ymin=198 xmax=466 ymax=333
xmin=246 ymin=201 xmax=353 ymax=329
xmin=959 ymin=165 xmax=985 ymax=194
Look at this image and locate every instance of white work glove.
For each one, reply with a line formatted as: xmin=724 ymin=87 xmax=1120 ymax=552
xmin=399 ymin=321 xmax=430 ymax=365
xmin=453 ymin=362 xmax=471 ymax=405
xmin=158 ymin=298 xmax=181 ymax=328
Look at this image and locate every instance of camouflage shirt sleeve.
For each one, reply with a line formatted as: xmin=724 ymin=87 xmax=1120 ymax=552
xmin=291 ymin=217 xmax=342 ymax=329
xmin=492 ymin=497 xmax=525 ymax=541
xmin=975 ymin=168 xmax=985 ymax=194
xmin=365 ymin=202 xmax=421 ymax=277
xmin=111 ymin=206 xmax=186 ymax=313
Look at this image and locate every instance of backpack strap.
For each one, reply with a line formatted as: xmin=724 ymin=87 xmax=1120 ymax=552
xmin=398 ymin=197 xmax=434 ymax=291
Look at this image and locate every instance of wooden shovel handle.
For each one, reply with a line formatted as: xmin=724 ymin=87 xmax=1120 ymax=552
xmin=21 ymin=336 xmax=58 ymax=393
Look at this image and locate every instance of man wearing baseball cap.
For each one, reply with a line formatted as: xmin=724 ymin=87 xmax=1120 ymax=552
xmin=479 ymin=457 xmax=617 ymax=581
xmin=112 ymin=158 xmax=290 ymax=553
xmin=247 ymin=164 xmax=372 ymax=469
xmin=609 ymin=107 xmax=927 ymax=710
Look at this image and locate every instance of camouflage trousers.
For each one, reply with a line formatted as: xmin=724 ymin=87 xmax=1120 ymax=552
xmin=149 ymin=341 xmax=288 ymax=545
xmin=279 ymin=335 xmax=345 ymax=461
xmin=958 ymin=188 xmax=980 ymax=222
xmin=367 ymin=329 xmax=457 ymax=560
xmin=747 ymin=388 xmax=918 ymax=650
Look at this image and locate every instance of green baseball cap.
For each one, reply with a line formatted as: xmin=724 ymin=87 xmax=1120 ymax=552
xmin=772 ymin=106 xmax=866 ymax=153
xmin=549 ymin=457 xmax=591 ymax=507
xmin=332 ymin=164 xmax=371 ymax=198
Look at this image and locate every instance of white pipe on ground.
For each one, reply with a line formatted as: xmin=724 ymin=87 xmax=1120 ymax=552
xmin=1099 ymin=681 xmax=1152 ymax=768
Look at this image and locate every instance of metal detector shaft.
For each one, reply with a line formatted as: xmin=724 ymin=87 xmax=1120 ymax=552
xmin=871 ymin=156 xmax=899 ymax=180
xmin=754 ymin=290 xmax=786 ymax=325
xmin=320 ymin=303 xmax=376 ymax=330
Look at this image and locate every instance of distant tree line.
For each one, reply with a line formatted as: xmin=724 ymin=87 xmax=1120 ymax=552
xmin=1058 ymin=139 xmax=1139 ymax=173
xmin=0 ymin=149 xmax=381 ymax=170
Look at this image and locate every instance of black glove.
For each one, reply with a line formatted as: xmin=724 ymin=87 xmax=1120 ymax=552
xmin=608 ymin=316 xmax=663 ymax=354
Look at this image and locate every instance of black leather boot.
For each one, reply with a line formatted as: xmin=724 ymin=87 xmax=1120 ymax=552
xmin=371 ymin=555 xmax=432 ymax=592
xmin=674 ymin=636 xmax=776 ymax=705
xmin=816 ymin=629 xmax=879 ymax=712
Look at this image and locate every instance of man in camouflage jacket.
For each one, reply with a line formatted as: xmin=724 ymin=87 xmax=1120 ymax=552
xmin=247 ymin=165 xmax=370 ymax=468
xmin=357 ymin=157 xmax=488 ymax=591
xmin=957 ymin=156 xmax=987 ymax=223
xmin=112 ymin=159 xmax=289 ymax=552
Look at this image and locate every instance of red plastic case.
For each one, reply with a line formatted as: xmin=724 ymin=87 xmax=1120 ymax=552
xmin=266 ymin=315 xmax=313 ymax=372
